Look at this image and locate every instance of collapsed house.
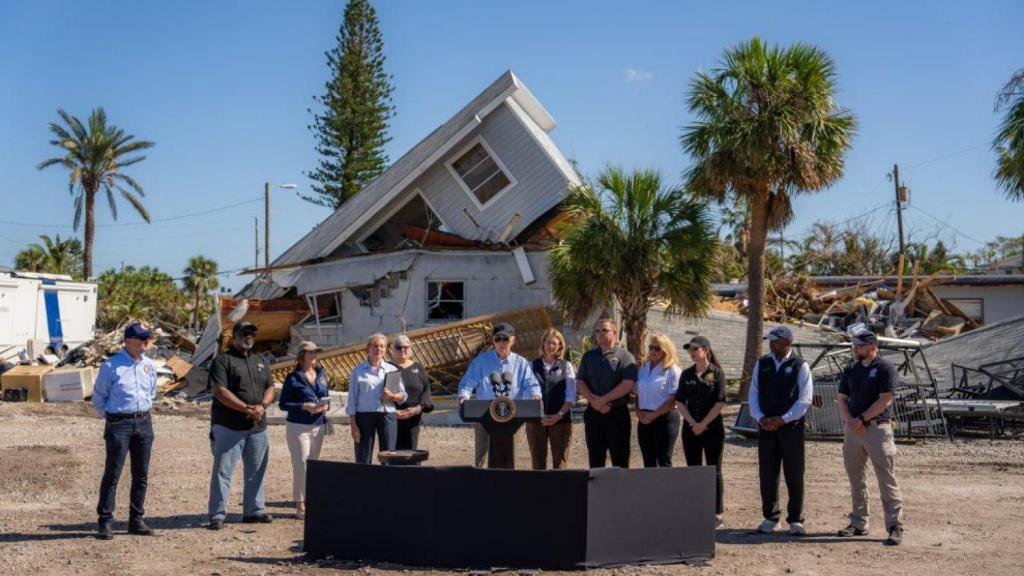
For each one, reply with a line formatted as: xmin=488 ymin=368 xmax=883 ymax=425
xmin=238 ymin=70 xmax=580 ymax=349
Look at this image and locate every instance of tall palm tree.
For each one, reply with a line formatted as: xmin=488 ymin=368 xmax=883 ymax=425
xmin=183 ymin=255 xmax=220 ymax=331
xmin=549 ymin=167 xmax=717 ymax=359
xmin=681 ymin=38 xmax=856 ymax=395
xmin=38 ymin=108 xmax=154 ymax=279
xmin=994 ymin=68 xmax=1024 ymax=200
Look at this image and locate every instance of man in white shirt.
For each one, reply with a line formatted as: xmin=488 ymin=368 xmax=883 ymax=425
xmin=747 ymin=326 xmax=813 ymax=536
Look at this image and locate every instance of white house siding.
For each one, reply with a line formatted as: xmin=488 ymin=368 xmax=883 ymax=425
xmin=412 ymin=102 xmax=570 ymax=242
xmin=293 ymin=250 xmax=554 ymax=347
xmin=930 ymin=284 xmax=1024 ymax=325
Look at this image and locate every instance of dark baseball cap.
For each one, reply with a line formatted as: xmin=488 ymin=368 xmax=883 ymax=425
xmin=683 ymin=335 xmax=711 ymax=350
xmin=765 ymin=326 xmax=794 ymax=342
xmin=492 ymin=322 xmax=515 ymax=338
xmin=851 ymin=330 xmax=878 ymax=346
xmin=124 ymin=322 xmax=151 ymax=341
xmin=232 ymin=321 xmax=259 ymax=335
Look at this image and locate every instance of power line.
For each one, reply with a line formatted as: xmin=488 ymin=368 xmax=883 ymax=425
xmin=906 ymin=142 xmax=990 ymax=169
xmin=0 ymin=197 xmax=261 ymax=229
xmin=907 ymin=205 xmax=987 ymax=246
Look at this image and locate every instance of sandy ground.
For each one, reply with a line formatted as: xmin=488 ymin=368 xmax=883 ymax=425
xmin=1 ymin=401 xmax=1023 ymax=576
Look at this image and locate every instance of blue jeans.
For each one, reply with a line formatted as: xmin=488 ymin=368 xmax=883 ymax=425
xmin=97 ymin=413 xmax=154 ymax=523
xmin=208 ymin=424 xmax=269 ymax=521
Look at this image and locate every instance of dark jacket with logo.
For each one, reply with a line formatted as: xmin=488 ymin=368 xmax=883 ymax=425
xmin=532 ymin=357 xmax=571 ymax=423
xmin=209 ymin=348 xmax=273 ymax=431
xmin=756 ymin=353 xmax=806 ymax=420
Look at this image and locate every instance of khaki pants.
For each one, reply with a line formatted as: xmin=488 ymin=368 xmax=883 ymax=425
xmin=525 ymin=420 xmax=572 ymax=469
xmin=285 ymin=421 xmax=325 ymax=503
xmin=843 ymin=422 xmax=904 ymax=530
xmin=474 ymin=423 xmax=489 ymax=467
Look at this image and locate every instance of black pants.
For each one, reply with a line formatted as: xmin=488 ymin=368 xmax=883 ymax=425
xmin=637 ymin=410 xmax=680 ymax=467
xmin=395 ymin=414 xmax=421 ymax=450
xmin=758 ymin=419 xmax=805 ymax=523
xmin=682 ymin=417 xmax=725 ymax=514
xmin=97 ymin=414 xmax=154 ymax=523
xmin=354 ymin=412 xmax=396 ymax=464
xmin=583 ymin=404 xmax=631 ymax=468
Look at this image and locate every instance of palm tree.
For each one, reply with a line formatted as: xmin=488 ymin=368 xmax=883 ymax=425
xmin=681 ymin=38 xmax=856 ymax=395
xmin=548 ymin=167 xmax=717 ymax=359
xmin=38 ymin=108 xmax=154 ymax=279
xmin=14 ymin=245 xmax=49 ymax=273
xmin=183 ymin=256 xmax=220 ymax=331
xmin=994 ymin=68 xmax=1024 ymax=200
xmin=14 ymin=234 xmax=84 ymax=278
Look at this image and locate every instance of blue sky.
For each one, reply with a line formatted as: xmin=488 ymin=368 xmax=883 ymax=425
xmin=1 ymin=1 xmax=1021 ymax=291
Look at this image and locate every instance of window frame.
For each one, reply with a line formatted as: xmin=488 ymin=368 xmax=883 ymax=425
xmin=445 ymin=136 xmax=517 ymax=211
xmin=425 ymin=279 xmax=466 ymax=324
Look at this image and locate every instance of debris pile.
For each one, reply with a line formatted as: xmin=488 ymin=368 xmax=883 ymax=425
xmin=733 ymin=273 xmax=979 ymax=340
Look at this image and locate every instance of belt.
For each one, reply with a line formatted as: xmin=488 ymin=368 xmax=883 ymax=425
xmin=106 ymin=411 xmax=151 ymax=422
xmin=864 ymin=418 xmax=891 ymax=427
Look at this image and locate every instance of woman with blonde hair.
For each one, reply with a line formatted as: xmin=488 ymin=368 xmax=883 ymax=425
xmin=278 ymin=341 xmax=331 ymax=518
xmin=347 ymin=333 xmax=407 ymax=464
xmin=392 ymin=334 xmax=433 ymax=450
xmin=635 ymin=334 xmax=682 ymax=467
xmin=525 ymin=328 xmax=577 ymax=469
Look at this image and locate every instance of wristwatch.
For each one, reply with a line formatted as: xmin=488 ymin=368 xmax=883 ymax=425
xmin=558 ymin=409 xmax=567 ymax=417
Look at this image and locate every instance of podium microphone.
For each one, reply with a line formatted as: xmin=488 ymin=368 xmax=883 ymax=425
xmin=489 ymin=371 xmax=502 ymax=395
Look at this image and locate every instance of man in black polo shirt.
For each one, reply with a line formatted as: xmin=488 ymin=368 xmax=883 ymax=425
xmin=836 ymin=330 xmax=905 ymax=546
xmin=206 ymin=321 xmax=276 ymax=530
xmin=748 ymin=326 xmax=813 ymax=536
xmin=576 ymin=318 xmax=637 ymax=468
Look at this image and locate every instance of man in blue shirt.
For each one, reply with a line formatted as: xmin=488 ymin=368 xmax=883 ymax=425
xmin=91 ymin=322 xmax=160 ymax=540
xmin=458 ymin=323 xmax=541 ymax=466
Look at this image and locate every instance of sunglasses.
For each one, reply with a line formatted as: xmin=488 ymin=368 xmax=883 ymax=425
xmin=393 ymin=345 xmax=410 ymax=351
xmin=594 ymin=328 xmax=613 ymax=334
xmin=493 ymin=336 xmax=510 ymax=343
xmin=648 ymin=345 xmax=662 ymax=352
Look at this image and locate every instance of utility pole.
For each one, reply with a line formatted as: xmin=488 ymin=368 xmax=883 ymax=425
xmin=254 ymin=217 xmax=260 ymax=270
xmin=264 ymin=182 xmax=271 ymax=270
xmin=893 ymin=164 xmax=907 ymax=268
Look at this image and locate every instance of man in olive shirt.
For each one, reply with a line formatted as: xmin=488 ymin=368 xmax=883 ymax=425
xmin=836 ymin=330 xmax=905 ymax=546
xmin=207 ymin=321 xmax=276 ymax=530
xmin=576 ymin=318 xmax=637 ymax=468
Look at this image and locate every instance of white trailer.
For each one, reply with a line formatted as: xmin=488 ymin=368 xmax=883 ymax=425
xmin=0 ymin=270 xmax=97 ymax=363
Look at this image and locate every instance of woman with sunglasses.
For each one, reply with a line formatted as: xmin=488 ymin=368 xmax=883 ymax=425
xmin=392 ymin=334 xmax=433 ymax=450
xmin=278 ymin=341 xmax=331 ymax=518
xmin=635 ymin=334 xmax=683 ymax=467
xmin=676 ymin=335 xmax=727 ymax=527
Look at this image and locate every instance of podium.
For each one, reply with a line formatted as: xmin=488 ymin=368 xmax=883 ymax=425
xmin=459 ymin=398 xmax=542 ymax=469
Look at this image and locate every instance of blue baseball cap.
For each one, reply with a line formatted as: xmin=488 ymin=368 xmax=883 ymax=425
xmin=124 ymin=322 xmax=152 ymax=341
xmin=764 ymin=326 xmax=794 ymax=342
xmin=851 ymin=330 xmax=878 ymax=346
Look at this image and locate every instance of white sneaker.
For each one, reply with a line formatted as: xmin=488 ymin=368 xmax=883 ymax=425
xmin=757 ymin=519 xmax=778 ymax=533
xmin=789 ymin=521 xmax=807 ymax=536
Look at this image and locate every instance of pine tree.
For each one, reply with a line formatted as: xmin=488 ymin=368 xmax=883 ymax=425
xmin=304 ymin=0 xmax=395 ymax=209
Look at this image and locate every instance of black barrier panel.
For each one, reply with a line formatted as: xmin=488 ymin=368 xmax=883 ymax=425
xmin=304 ymin=461 xmax=715 ymax=569
xmin=585 ymin=466 xmax=716 ymax=567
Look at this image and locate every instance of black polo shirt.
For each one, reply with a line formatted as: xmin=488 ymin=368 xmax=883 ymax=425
xmin=838 ymin=356 xmax=898 ymax=420
xmin=676 ymin=363 xmax=727 ymax=422
xmin=576 ymin=346 xmax=638 ymax=409
xmin=209 ymin=348 xmax=273 ymax=431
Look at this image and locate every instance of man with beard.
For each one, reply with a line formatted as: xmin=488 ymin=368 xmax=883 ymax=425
xmin=836 ymin=330 xmax=905 ymax=546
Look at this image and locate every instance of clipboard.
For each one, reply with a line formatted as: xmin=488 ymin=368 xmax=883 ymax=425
xmin=384 ymin=371 xmax=403 ymax=396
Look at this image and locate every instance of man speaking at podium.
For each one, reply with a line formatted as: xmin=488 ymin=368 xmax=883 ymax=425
xmin=458 ymin=322 xmax=541 ymax=467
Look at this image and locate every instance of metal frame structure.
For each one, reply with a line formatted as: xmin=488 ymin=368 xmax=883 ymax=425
xmin=944 ymin=357 xmax=1024 ymax=438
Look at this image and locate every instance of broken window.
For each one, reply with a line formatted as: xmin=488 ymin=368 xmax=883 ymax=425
xmin=305 ymin=292 xmax=342 ymax=325
xmin=449 ymin=139 xmax=513 ymax=207
xmin=426 ymin=280 xmax=464 ymax=322
xmin=361 ymin=192 xmax=450 ymax=252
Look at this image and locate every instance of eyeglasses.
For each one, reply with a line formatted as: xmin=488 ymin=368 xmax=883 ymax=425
xmin=648 ymin=345 xmax=662 ymax=352
xmin=493 ymin=336 xmax=510 ymax=343
xmin=594 ymin=328 xmax=613 ymax=334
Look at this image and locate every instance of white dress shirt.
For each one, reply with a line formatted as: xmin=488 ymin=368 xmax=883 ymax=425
xmin=636 ymin=361 xmax=682 ymax=411
xmin=747 ymin=350 xmax=813 ymax=423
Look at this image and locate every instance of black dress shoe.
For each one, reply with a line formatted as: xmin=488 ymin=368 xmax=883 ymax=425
xmin=97 ymin=522 xmax=113 ymax=540
xmin=242 ymin=513 xmax=274 ymax=524
xmin=884 ymin=527 xmax=903 ymax=546
xmin=128 ymin=519 xmax=155 ymax=536
xmin=208 ymin=518 xmax=224 ymax=530
xmin=837 ymin=524 xmax=869 ymax=537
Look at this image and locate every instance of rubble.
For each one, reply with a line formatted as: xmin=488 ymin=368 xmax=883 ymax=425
xmin=729 ymin=273 xmax=978 ymax=341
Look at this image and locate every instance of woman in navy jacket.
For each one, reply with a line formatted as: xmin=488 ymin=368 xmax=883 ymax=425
xmin=278 ymin=341 xmax=331 ymax=518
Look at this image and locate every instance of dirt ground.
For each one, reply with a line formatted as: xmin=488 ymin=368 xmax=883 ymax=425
xmin=1 ymin=401 xmax=1022 ymax=576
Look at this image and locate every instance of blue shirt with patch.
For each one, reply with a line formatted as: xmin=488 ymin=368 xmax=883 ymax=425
xmin=91 ymin=349 xmax=159 ymax=417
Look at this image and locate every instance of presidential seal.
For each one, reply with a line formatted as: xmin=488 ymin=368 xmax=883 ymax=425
xmin=489 ymin=396 xmax=517 ymax=424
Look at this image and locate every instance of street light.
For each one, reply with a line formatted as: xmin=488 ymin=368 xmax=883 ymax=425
xmin=265 ymin=182 xmax=298 ymax=269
